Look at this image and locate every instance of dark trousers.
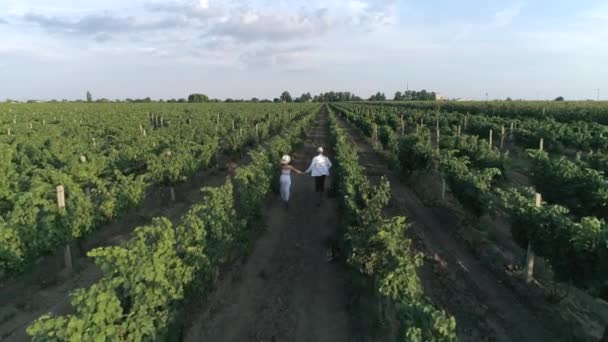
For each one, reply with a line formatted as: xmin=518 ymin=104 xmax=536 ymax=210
xmin=314 ymin=175 xmax=326 ymax=193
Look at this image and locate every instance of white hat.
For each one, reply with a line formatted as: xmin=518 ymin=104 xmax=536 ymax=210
xmin=317 ymin=147 xmax=324 ymax=153
xmin=281 ymin=155 xmax=291 ymax=164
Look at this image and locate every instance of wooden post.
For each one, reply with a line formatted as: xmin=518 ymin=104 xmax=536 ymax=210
xmin=232 ymin=120 xmax=235 ymax=131
xmin=539 ymin=138 xmax=544 ymax=151
xmin=525 ymin=193 xmax=541 ymax=283
xmin=43 ymin=119 xmax=46 ymax=125
xmin=170 ymin=187 xmax=176 ymax=202
xmin=400 ymin=115 xmax=405 ymax=135
xmin=80 ymin=155 xmax=87 ymax=163
xmin=255 ymin=124 xmax=259 ymax=143
xmin=436 ymin=128 xmax=440 ymax=151
xmin=142 ymin=129 xmax=147 ymax=137
xmin=510 ymin=122 xmax=514 ymax=139
xmin=160 ymin=117 xmax=164 ymax=128
xmin=441 ymin=177 xmax=446 ymax=201
xmin=7 ymin=128 xmax=10 ymax=136
xmin=13 ymin=117 xmax=16 ymax=124
xmin=57 ymin=186 xmax=72 ymax=272
xmin=57 ymin=185 xmax=66 ymax=209
xmin=500 ymin=126 xmax=505 ymax=150
xmin=457 ymin=125 xmax=462 ymax=136
xmin=374 ymin=123 xmax=378 ymax=143
xmin=489 ymin=129 xmax=493 ymax=148
xmin=29 ymin=122 xmax=33 ymax=129
xmin=464 ymin=114 xmax=468 ymax=129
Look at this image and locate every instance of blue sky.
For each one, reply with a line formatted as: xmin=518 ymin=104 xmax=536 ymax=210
xmin=0 ymin=0 xmax=607 ymax=101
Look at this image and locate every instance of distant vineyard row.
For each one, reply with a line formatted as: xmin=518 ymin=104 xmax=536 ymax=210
xmin=0 ymin=102 xmax=318 ymax=278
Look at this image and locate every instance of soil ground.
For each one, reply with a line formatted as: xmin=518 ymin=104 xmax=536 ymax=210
xmin=334 ymin=115 xmax=567 ymax=342
xmin=182 ymin=113 xmax=353 ymax=342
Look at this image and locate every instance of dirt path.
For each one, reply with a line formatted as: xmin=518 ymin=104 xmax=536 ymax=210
xmin=184 ymin=113 xmax=352 ymax=342
xmin=335 ymin=116 xmax=564 ymax=342
xmin=0 ymin=158 xmax=237 ymax=341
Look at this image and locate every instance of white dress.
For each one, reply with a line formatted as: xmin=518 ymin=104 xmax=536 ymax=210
xmin=280 ymin=168 xmax=292 ymax=202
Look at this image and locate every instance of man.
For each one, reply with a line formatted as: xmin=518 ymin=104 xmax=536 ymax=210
xmin=305 ymin=147 xmax=332 ymax=205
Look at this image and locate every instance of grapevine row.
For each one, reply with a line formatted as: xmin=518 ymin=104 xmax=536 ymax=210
xmin=332 ymin=103 xmax=608 ymax=294
xmin=327 ymin=107 xmax=457 ymax=341
xmin=0 ymin=103 xmax=317 ymax=278
xmin=26 ymin=107 xmax=317 ymax=341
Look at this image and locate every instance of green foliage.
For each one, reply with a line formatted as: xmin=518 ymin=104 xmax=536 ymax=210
xmin=528 ymin=150 xmax=608 ymax=217
xmin=497 ymin=187 xmax=608 ymax=288
xmin=0 ymin=102 xmax=318 ymax=278
xmin=187 ymin=94 xmax=209 ymax=103
xmin=440 ymin=154 xmax=501 ymax=217
xmin=398 ymin=132 xmax=439 ymax=176
xmin=441 ymin=135 xmax=507 ymax=173
xmin=328 ymin=109 xmax=457 ymax=342
xmin=280 ymin=91 xmax=293 ymax=103
xmin=26 ymin=104 xmax=318 ymax=341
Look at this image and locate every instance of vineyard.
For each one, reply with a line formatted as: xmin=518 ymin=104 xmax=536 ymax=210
xmin=0 ymin=101 xmax=607 ymax=341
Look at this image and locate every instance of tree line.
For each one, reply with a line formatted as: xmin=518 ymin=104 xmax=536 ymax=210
xmin=5 ymin=89 xmax=440 ymax=104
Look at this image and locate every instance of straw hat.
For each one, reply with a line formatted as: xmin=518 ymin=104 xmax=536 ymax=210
xmin=281 ymin=155 xmax=291 ymax=164
xmin=317 ymin=147 xmax=324 ymax=153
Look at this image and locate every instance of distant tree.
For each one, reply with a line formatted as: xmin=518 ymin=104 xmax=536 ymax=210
xmin=225 ymin=98 xmax=234 ymax=103
xmin=554 ymin=96 xmax=565 ymax=101
xmin=178 ymin=98 xmax=187 ymax=103
xmin=296 ymin=92 xmax=312 ymax=102
xmin=273 ymin=98 xmax=280 ymax=103
xmin=506 ymin=97 xmax=513 ymax=101
xmin=86 ymin=90 xmax=93 ymax=103
xmin=260 ymin=99 xmax=272 ymax=103
xmin=188 ymin=94 xmax=210 ymax=103
xmin=394 ymin=91 xmax=403 ymax=101
xmin=369 ymin=92 xmax=386 ymax=101
xmin=280 ymin=91 xmax=293 ymax=103
xmin=251 ymin=97 xmax=260 ymax=103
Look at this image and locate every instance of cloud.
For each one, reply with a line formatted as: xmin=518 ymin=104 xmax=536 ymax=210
xmin=0 ymin=18 xmax=7 ymax=24
xmin=492 ymin=3 xmax=523 ymax=28
xmin=210 ymin=8 xmax=332 ymax=42
xmin=238 ymin=45 xmax=313 ymax=68
xmin=23 ymin=11 xmax=180 ymax=37
xmin=146 ymin=0 xmax=221 ymax=20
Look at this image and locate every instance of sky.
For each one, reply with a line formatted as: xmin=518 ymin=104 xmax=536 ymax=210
xmin=0 ymin=0 xmax=607 ymax=101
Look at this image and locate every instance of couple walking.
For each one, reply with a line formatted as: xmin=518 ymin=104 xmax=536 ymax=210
xmin=279 ymin=147 xmax=332 ymax=209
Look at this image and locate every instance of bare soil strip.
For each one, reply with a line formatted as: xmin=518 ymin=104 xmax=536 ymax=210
xmin=183 ymin=114 xmax=352 ymax=342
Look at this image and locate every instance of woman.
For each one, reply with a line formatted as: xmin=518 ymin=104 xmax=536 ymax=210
xmin=280 ymin=155 xmax=303 ymax=209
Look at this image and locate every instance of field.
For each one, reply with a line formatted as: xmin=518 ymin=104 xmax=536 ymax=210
xmin=0 ymin=101 xmax=607 ymax=341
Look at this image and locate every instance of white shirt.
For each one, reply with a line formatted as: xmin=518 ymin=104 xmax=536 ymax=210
xmin=306 ymin=154 xmax=332 ymax=177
